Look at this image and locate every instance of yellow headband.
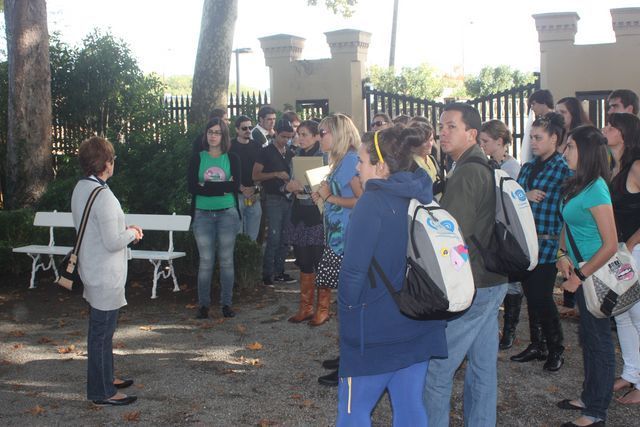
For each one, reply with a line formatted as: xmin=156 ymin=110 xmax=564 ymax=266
xmin=374 ymin=131 xmax=384 ymax=163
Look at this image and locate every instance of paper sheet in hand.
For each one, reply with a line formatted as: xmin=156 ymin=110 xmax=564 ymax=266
xmin=305 ymin=165 xmax=331 ymax=214
xmin=292 ymin=157 xmax=324 ymax=187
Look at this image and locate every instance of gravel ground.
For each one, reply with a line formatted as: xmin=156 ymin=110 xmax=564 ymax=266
xmin=0 ymin=266 xmax=638 ymax=426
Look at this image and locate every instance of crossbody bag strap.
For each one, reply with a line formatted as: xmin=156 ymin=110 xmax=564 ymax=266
xmin=72 ymin=186 xmax=106 ymax=256
xmin=563 ymin=223 xmax=585 ymax=263
xmin=368 ymin=257 xmax=398 ymax=297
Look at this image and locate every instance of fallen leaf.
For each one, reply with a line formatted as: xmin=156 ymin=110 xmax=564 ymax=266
xmin=57 ymin=345 xmax=76 ymax=354
xmin=134 ymin=383 xmax=145 ymax=389
xmin=185 ymin=303 xmax=198 ymax=309
xmin=12 ymin=343 xmax=24 ymax=350
xmin=139 ymin=326 xmax=154 ymax=331
xmin=66 ymin=330 xmax=83 ymax=337
xmin=0 ymin=359 xmax=12 ymax=366
xmin=114 ymin=342 xmax=126 ymax=349
xmin=290 ymin=393 xmax=303 ymax=400
xmin=131 ymin=282 xmax=143 ymax=289
xmin=214 ymin=318 xmax=225 ymax=324
xmin=235 ymin=324 xmax=247 ymax=335
xmin=123 ymin=410 xmax=141 ymax=421
xmin=180 ymin=284 xmax=188 ymax=291
xmin=58 ymin=320 xmax=67 ymax=328
xmin=8 ymin=330 xmax=25 ymax=337
xmin=37 ymin=336 xmax=54 ymax=344
xmin=546 ymin=385 xmax=559 ymax=393
xmin=257 ymin=419 xmax=278 ymax=427
xmin=246 ymin=342 xmax=263 ymax=351
xmin=199 ymin=323 xmax=214 ymax=330
xmin=301 ymin=399 xmax=314 ymax=408
xmin=88 ymin=404 xmax=103 ymax=412
xmin=27 ymin=405 xmax=45 ymax=415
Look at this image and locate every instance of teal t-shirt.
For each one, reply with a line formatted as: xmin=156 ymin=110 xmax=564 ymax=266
xmin=561 ymin=177 xmax=612 ymax=265
xmin=195 ymin=151 xmax=235 ymax=210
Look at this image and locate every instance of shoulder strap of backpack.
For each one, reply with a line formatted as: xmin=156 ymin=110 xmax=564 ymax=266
xmin=367 ymin=257 xmax=398 ymax=297
xmin=73 ymin=185 xmax=106 ymax=256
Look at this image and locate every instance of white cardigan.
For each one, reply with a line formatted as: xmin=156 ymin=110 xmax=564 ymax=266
xmin=71 ymin=179 xmax=136 ymax=311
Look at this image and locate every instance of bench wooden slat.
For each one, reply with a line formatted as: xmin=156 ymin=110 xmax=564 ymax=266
xmin=34 ymin=212 xmax=74 ymax=227
xmin=13 ymin=245 xmax=73 ymax=255
xmin=125 ymin=214 xmax=191 ymax=231
xmin=130 ymin=250 xmax=186 ymax=260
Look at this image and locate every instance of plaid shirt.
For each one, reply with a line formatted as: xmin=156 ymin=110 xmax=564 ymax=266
xmin=517 ymin=153 xmax=572 ymax=264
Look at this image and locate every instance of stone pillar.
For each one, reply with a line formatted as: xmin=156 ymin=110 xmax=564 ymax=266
xmin=324 ymin=29 xmax=372 ymax=131
xmin=259 ymin=34 xmax=305 ymax=109
xmin=532 ymin=12 xmax=580 ymax=94
xmin=611 ymin=8 xmax=640 ymax=43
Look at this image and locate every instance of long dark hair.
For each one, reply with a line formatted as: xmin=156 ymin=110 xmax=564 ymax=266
xmin=557 ymin=97 xmax=590 ymax=130
xmin=608 ymin=113 xmax=640 ymax=191
xmin=562 ymin=125 xmax=610 ymax=202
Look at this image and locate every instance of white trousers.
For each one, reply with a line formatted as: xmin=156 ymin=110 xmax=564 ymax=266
xmin=615 ymin=245 xmax=640 ymax=389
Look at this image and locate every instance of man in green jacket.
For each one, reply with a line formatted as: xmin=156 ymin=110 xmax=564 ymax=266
xmin=424 ymin=103 xmax=508 ymax=427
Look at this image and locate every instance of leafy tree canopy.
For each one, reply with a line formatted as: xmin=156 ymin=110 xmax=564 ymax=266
xmin=306 ymin=0 xmax=357 ymax=17
xmin=465 ymin=65 xmax=536 ymax=98
xmin=50 ymin=30 xmax=165 ymax=140
xmin=367 ymin=64 xmax=447 ymax=100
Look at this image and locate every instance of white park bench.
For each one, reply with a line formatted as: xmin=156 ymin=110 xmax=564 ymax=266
xmin=12 ymin=211 xmax=191 ymax=299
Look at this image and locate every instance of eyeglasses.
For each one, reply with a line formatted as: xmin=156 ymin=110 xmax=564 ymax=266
xmin=319 ymin=129 xmax=330 ymax=138
xmin=371 ymin=121 xmax=387 ymax=128
xmin=110 ymin=155 xmax=117 ymax=163
xmin=240 ymin=126 xmax=253 ymax=131
xmin=207 ymin=130 xmax=223 ymax=136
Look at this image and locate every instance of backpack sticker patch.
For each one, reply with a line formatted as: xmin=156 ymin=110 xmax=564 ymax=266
xmin=450 ymin=244 xmax=469 ymax=271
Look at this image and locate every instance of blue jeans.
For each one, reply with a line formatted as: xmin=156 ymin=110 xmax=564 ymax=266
xmin=262 ymin=194 xmax=292 ymax=278
xmin=575 ymin=286 xmax=615 ymax=421
xmin=237 ymin=194 xmax=262 ymax=242
xmin=424 ymin=283 xmax=508 ymax=427
xmin=337 ymin=361 xmax=429 ymax=427
xmin=87 ymin=307 xmax=119 ymax=400
xmin=193 ymin=208 xmax=240 ymax=307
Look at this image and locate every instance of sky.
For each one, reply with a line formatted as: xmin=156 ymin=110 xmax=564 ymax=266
xmin=44 ymin=0 xmax=639 ymax=91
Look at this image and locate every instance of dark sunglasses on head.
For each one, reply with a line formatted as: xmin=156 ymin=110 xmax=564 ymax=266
xmin=371 ymin=120 xmax=387 ymax=128
xmin=319 ymin=128 xmax=330 ymax=138
xmin=240 ymin=126 xmax=253 ymax=131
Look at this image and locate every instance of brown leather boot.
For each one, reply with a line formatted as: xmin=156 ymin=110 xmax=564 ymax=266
xmin=309 ymin=288 xmax=331 ymax=326
xmin=288 ymin=272 xmax=316 ymax=323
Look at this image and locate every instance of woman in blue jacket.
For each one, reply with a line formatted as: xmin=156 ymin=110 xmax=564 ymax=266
xmin=336 ymin=126 xmax=447 ymax=426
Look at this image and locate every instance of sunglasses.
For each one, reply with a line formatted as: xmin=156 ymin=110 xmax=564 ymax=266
xmin=371 ymin=120 xmax=387 ymax=128
xmin=319 ymin=129 xmax=330 ymax=138
xmin=240 ymin=126 xmax=253 ymax=131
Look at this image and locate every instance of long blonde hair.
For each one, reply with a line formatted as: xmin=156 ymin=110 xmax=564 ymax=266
xmin=319 ymin=113 xmax=361 ymax=171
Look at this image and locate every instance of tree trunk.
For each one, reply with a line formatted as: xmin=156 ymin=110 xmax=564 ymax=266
xmin=190 ymin=0 xmax=238 ymax=126
xmin=4 ymin=0 xmax=53 ymax=209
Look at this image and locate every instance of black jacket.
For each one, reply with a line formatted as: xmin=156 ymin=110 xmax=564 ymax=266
xmin=187 ymin=150 xmax=242 ymax=219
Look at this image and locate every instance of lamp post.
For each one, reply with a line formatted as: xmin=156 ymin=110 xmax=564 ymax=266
xmin=232 ymin=47 xmax=252 ymax=103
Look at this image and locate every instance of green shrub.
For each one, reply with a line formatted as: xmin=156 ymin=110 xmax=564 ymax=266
xmin=0 ymin=209 xmax=47 ymax=276
xmin=234 ymin=234 xmax=262 ymax=288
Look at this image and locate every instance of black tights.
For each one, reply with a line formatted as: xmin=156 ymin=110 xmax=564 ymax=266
xmin=294 ymin=245 xmax=323 ymax=274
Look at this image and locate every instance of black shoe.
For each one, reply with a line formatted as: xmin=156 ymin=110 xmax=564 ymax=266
xmin=274 ymin=273 xmax=296 ymax=284
xmin=556 ymin=399 xmax=585 ymax=411
xmin=510 ymin=343 xmax=548 ymax=362
xmin=543 ymin=350 xmax=564 ymax=372
xmin=318 ymin=369 xmax=339 ymax=386
xmin=92 ymin=395 xmax=137 ymax=406
xmin=222 ymin=305 xmax=236 ymax=318
xmin=262 ymin=276 xmax=275 ymax=288
xmin=114 ymin=378 xmax=134 ymax=389
xmin=195 ymin=306 xmax=208 ymax=319
xmin=322 ymin=356 xmax=339 ymax=370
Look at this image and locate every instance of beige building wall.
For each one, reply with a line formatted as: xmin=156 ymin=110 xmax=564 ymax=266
xmin=533 ymin=8 xmax=640 ymax=100
xmin=259 ymin=29 xmax=371 ymax=132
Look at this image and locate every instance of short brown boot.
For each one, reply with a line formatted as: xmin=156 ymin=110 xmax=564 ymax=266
xmin=288 ymin=273 xmax=316 ymax=323
xmin=309 ymin=288 xmax=331 ymax=327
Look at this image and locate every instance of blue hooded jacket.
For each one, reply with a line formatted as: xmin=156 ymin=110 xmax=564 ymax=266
xmin=338 ymin=168 xmax=448 ymax=378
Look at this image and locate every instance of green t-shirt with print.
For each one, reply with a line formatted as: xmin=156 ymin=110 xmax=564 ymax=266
xmin=195 ymin=151 xmax=235 ymax=210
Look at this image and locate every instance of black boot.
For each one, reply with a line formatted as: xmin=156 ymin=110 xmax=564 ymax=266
xmin=511 ymin=315 xmax=547 ymax=362
xmin=500 ymin=293 xmax=523 ymax=350
xmin=318 ymin=369 xmax=339 ymax=386
xmin=542 ymin=316 xmax=564 ymax=372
